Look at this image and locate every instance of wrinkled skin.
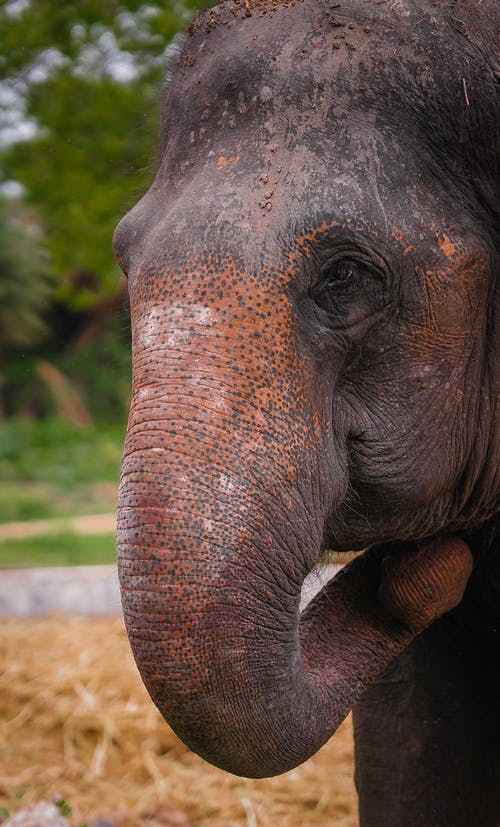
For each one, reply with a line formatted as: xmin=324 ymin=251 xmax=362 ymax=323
xmin=114 ymin=1 xmax=499 ymax=823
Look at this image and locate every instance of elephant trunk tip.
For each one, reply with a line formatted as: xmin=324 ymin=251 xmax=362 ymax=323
xmin=379 ymin=535 xmax=473 ymax=633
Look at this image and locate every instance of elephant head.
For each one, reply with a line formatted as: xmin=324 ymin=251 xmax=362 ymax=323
xmin=114 ymin=0 xmax=497 ymax=777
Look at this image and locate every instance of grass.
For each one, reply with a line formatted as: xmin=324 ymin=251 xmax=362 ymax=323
xmin=0 ymin=531 xmax=116 ymax=568
xmin=0 ymin=417 xmax=124 ymax=523
xmin=0 ymin=417 xmax=123 ymax=566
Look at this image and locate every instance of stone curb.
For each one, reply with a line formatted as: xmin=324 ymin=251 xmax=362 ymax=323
xmin=0 ymin=564 xmax=121 ymax=618
xmin=0 ymin=563 xmax=341 ymax=618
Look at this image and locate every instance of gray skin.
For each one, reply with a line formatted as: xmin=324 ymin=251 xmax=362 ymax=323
xmin=114 ymin=0 xmax=499 ymax=824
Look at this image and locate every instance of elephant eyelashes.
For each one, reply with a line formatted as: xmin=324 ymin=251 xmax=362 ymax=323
xmin=308 ymin=256 xmax=391 ymax=332
xmin=310 ymin=259 xmax=363 ymax=312
xmin=321 ymin=260 xmax=360 ymax=290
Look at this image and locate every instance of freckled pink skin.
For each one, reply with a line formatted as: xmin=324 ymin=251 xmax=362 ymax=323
xmin=115 ymin=0 xmax=495 ymax=781
xmin=117 ymin=246 xmax=473 ymax=777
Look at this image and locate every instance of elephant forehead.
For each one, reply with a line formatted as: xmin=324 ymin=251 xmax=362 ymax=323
xmin=161 ymin=2 xmax=401 ymax=183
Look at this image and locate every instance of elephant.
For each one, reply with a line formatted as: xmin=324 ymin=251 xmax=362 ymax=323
xmin=113 ymin=0 xmax=499 ymax=824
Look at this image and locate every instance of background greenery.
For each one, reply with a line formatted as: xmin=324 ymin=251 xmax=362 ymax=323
xmin=0 ymin=0 xmax=210 ymax=564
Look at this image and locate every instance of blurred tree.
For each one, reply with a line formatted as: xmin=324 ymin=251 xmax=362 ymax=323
xmin=0 ymin=195 xmax=51 ymax=353
xmin=0 ymin=0 xmax=209 ymax=309
xmin=0 ymin=194 xmax=53 ymax=414
xmin=0 ymin=0 xmax=211 ymax=419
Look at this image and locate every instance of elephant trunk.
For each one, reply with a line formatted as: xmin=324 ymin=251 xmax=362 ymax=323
xmin=117 ymin=298 xmax=472 ymax=778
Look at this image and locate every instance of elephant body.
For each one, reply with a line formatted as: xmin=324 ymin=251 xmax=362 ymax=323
xmin=354 ymin=523 xmax=500 ymax=826
xmin=114 ymin=1 xmax=499 ymax=824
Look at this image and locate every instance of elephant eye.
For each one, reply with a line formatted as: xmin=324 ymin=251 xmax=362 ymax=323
xmin=310 ymin=259 xmax=362 ymax=311
xmin=318 ymin=260 xmax=360 ymax=291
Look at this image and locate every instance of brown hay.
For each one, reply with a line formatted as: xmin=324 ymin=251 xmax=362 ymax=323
xmin=0 ymin=617 xmax=358 ymax=827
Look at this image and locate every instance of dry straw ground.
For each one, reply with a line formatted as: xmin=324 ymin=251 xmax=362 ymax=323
xmin=0 ymin=616 xmax=358 ymax=827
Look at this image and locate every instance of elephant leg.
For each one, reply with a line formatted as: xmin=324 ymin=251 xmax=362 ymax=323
xmin=353 ymin=613 xmax=500 ymax=827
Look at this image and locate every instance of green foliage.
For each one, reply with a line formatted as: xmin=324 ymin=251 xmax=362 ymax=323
xmin=0 ymin=196 xmax=52 ymax=354
xmin=0 ymin=417 xmax=124 ymax=485
xmin=0 ymin=475 xmax=118 ymax=522
xmin=0 ymin=481 xmax=56 ymax=522
xmin=2 ymin=309 xmax=133 ymax=422
xmin=0 ymin=531 xmax=116 ymax=567
xmin=1 ymin=0 xmax=211 ymax=307
xmin=0 ymin=0 xmax=212 ymax=420
xmin=56 ymin=317 xmax=132 ymax=421
xmin=54 ymin=799 xmax=72 ymax=817
xmin=0 ymin=417 xmax=124 ymax=523
xmin=5 ymin=74 xmax=158 ymax=305
xmin=1 ymin=1 xmax=205 ymax=73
